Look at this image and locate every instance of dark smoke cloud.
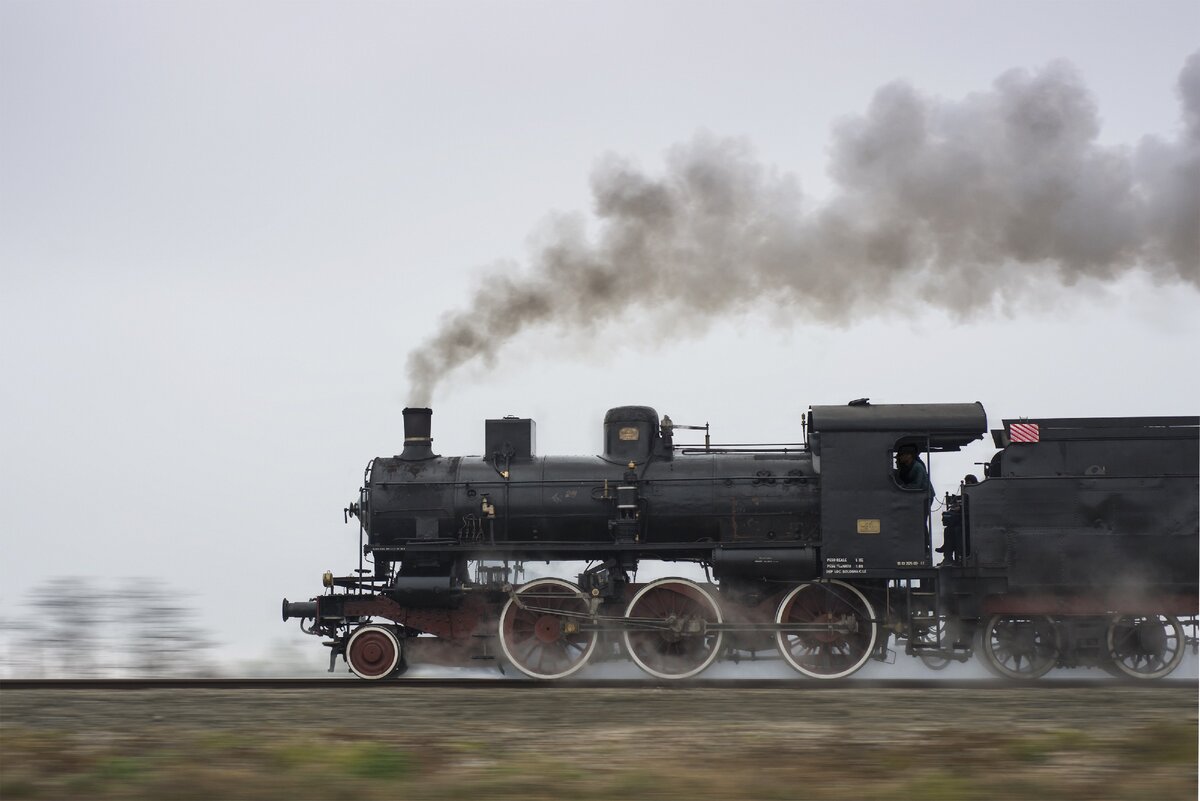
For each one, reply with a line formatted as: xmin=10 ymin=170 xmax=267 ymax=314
xmin=407 ymin=54 xmax=1200 ymax=405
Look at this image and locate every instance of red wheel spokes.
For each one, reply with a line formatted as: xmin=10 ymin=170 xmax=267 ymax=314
xmin=499 ymin=580 xmax=597 ymax=680
xmin=624 ymin=579 xmax=724 ymax=679
xmin=776 ymin=582 xmax=876 ymax=679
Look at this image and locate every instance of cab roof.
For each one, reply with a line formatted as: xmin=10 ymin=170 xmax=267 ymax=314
xmin=809 ymin=401 xmax=987 ymax=451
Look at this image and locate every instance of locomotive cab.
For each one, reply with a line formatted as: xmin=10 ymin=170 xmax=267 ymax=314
xmin=809 ymin=402 xmax=987 ymax=577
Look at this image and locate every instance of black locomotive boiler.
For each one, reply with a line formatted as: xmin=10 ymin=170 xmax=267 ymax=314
xmin=282 ymin=402 xmax=1198 ymax=680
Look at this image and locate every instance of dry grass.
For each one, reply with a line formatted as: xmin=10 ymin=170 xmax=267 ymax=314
xmin=1 ymin=687 xmax=1195 ymax=800
xmin=3 ymin=721 xmax=1196 ymax=800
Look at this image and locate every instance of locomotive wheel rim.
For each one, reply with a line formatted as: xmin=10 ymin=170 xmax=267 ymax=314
xmin=346 ymin=624 xmax=401 ymax=680
xmin=981 ymin=615 xmax=1058 ymax=681
xmin=498 ymin=578 xmax=597 ymax=681
xmin=1106 ymin=614 xmax=1185 ymax=680
xmin=774 ymin=580 xmax=877 ymax=680
xmin=622 ymin=578 xmax=724 ymax=680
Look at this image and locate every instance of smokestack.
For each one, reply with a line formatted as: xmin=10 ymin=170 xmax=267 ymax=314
xmin=400 ymin=407 xmax=436 ymax=461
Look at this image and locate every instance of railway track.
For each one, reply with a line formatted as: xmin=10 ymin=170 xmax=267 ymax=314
xmin=2 ymin=677 xmax=1193 ymax=691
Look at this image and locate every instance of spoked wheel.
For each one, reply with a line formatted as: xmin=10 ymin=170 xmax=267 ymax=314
xmin=346 ymin=624 xmax=404 ymax=680
xmin=981 ymin=615 xmax=1058 ymax=680
xmin=498 ymin=578 xmax=597 ymax=680
xmin=775 ymin=580 xmax=878 ymax=679
xmin=623 ymin=578 xmax=724 ymax=680
xmin=1106 ymin=614 xmax=1186 ymax=680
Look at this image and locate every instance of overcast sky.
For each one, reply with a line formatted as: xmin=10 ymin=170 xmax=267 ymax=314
xmin=2 ymin=1 xmax=1198 ymax=673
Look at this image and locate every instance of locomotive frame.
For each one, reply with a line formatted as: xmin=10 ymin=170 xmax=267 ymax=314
xmin=283 ymin=402 xmax=1199 ymax=681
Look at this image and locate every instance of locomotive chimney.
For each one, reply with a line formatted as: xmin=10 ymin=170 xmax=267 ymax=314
xmin=400 ymin=407 xmax=437 ymax=461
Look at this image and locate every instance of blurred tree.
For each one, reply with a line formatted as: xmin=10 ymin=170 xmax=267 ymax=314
xmin=28 ymin=576 xmax=107 ymax=677
xmin=0 ymin=615 xmax=42 ymax=678
xmin=117 ymin=579 xmax=215 ymax=676
xmin=0 ymin=576 xmax=215 ymax=678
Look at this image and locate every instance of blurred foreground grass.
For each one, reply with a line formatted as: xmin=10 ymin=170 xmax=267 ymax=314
xmin=2 ymin=720 xmax=1196 ymax=800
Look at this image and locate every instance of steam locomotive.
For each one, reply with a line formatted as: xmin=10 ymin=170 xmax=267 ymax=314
xmin=282 ymin=402 xmax=1198 ymax=681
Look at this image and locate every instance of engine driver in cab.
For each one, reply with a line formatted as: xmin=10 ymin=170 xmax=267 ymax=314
xmin=895 ymin=444 xmax=930 ymax=492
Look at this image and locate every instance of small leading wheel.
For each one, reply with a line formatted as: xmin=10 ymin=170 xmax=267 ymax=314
xmin=623 ymin=578 xmax=724 ymax=680
xmin=775 ymin=580 xmax=878 ymax=679
xmin=346 ymin=624 xmax=404 ymax=680
xmin=1106 ymin=614 xmax=1185 ymax=680
xmin=917 ymin=617 xmax=952 ymax=671
xmin=981 ymin=615 xmax=1058 ymax=680
xmin=920 ymin=653 xmax=952 ymax=671
xmin=498 ymin=578 xmax=597 ymax=680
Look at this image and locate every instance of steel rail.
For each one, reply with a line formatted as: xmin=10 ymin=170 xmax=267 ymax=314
xmin=2 ymin=678 xmax=1194 ymax=691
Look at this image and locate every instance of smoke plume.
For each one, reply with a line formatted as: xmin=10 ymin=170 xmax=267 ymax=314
xmin=407 ymin=54 xmax=1200 ymax=405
